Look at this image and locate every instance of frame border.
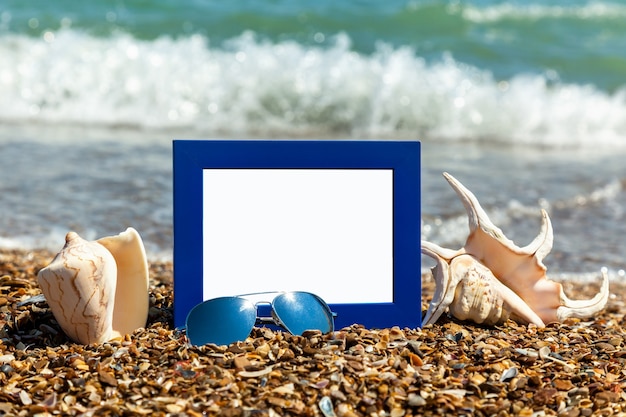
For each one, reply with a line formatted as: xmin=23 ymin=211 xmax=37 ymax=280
xmin=173 ymin=140 xmax=421 ymax=330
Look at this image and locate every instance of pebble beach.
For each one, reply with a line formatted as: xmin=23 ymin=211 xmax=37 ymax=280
xmin=2 ymin=1 xmax=626 ymax=415
xmin=1 ymin=248 xmax=624 ymax=416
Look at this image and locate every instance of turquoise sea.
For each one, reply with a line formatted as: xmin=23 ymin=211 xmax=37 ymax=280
xmin=0 ymin=0 xmax=625 ymax=282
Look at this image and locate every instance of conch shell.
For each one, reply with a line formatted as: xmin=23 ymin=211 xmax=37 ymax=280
xmin=37 ymin=228 xmax=149 ymax=344
xmin=422 ymin=172 xmax=609 ymax=327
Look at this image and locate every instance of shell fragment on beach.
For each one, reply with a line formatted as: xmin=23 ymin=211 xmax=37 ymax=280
xmin=422 ymin=172 xmax=609 ymax=327
xmin=37 ymin=227 xmax=149 ymax=344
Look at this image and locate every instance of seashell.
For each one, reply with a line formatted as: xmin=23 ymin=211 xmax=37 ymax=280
xmin=318 ymin=396 xmax=337 ymax=417
xmin=37 ymin=228 xmax=149 ymax=344
xmin=238 ymin=365 xmax=275 ymax=378
xmin=422 ymin=172 xmax=609 ymax=327
xmin=500 ymin=367 xmax=518 ymax=382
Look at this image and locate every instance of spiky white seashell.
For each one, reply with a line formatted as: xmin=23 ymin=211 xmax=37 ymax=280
xmin=37 ymin=227 xmax=149 ymax=344
xmin=422 ymin=172 xmax=609 ymax=327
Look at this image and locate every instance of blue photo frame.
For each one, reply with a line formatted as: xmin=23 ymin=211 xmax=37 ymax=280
xmin=173 ymin=140 xmax=421 ymax=330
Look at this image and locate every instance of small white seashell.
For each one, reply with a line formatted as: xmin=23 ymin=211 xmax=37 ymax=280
xmin=319 ymin=396 xmax=337 ymax=417
xmin=37 ymin=228 xmax=149 ymax=344
xmin=0 ymin=354 xmax=15 ymax=364
xmin=500 ymin=367 xmax=518 ymax=382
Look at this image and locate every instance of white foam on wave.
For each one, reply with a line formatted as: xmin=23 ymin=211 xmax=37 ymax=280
xmin=0 ymin=228 xmax=86 ymax=253
xmin=0 ymin=230 xmax=172 ymax=261
xmin=1 ymin=29 xmax=625 ymax=147
xmin=461 ymin=1 xmax=626 ymax=23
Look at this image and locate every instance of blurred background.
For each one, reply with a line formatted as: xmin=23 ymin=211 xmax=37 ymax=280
xmin=0 ymin=0 xmax=625 ymax=278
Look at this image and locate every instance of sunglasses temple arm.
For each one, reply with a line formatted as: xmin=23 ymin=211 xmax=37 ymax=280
xmin=256 ymin=317 xmax=276 ymax=325
xmin=255 ymin=312 xmax=337 ymax=325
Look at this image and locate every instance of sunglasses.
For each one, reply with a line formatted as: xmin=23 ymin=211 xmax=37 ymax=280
xmin=185 ymin=291 xmax=336 ymax=346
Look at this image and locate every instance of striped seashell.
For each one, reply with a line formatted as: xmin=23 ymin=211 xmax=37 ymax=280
xmin=37 ymin=228 xmax=149 ymax=344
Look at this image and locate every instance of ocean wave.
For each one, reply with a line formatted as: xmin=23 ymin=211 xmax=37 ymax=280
xmin=460 ymin=1 xmax=626 ymax=23
xmin=1 ymin=29 xmax=625 ymax=148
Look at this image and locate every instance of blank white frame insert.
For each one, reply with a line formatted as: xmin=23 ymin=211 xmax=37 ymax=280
xmin=202 ymin=169 xmax=393 ymax=304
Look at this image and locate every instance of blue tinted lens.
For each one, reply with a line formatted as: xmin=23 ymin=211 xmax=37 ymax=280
xmin=186 ymin=297 xmax=257 ymax=346
xmin=272 ymin=292 xmax=334 ymax=335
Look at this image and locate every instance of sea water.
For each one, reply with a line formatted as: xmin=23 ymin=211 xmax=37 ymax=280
xmin=0 ymin=0 xmax=625 ymax=281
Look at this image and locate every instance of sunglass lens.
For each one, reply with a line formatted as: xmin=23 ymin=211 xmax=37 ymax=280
xmin=273 ymin=292 xmax=334 ymax=335
xmin=186 ymin=297 xmax=256 ymax=346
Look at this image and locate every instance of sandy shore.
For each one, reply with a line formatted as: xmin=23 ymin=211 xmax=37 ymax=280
xmin=0 ymin=248 xmax=624 ymax=416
